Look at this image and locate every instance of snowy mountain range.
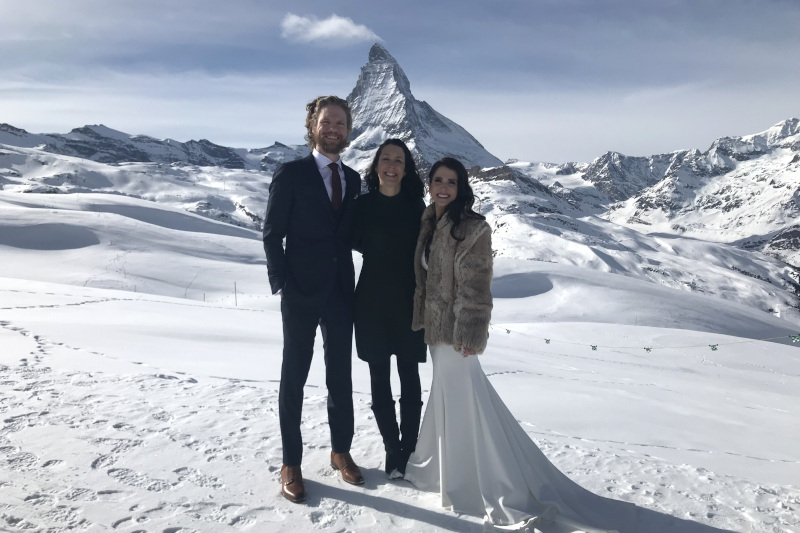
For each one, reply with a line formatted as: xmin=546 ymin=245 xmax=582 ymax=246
xmin=600 ymin=119 xmax=800 ymax=266
xmin=1 ymin=44 xmax=800 ymax=325
xmin=0 ymin=122 xmax=256 ymax=169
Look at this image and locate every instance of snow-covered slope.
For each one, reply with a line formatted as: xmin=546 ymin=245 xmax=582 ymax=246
xmin=3 ymin=140 xmax=798 ymax=323
xmin=1 ymin=190 xmax=798 ymax=533
xmin=466 ymin=163 xmax=800 ymax=323
xmin=0 ymin=141 xmax=275 ymax=230
xmin=343 ymin=44 xmax=503 ymax=173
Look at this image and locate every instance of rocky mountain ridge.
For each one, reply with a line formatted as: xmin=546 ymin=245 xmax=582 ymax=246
xmin=593 ymin=118 xmax=800 ymax=266
xmin=0 ymin=122 xmax=264 ymax=169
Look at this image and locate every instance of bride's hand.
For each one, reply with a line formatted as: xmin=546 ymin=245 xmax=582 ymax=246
xmin=454 ymin=344 xmax=476 ymax=357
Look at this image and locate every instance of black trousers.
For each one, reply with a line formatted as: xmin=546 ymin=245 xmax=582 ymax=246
xmin=279 ymin=288 xmax=354 ymax=466
xmin=367 ymin=355 xmax=421 ymax=410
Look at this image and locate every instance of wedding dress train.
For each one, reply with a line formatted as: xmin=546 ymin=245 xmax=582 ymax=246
xmin=405 ymin=344 xmax=638 ymax=533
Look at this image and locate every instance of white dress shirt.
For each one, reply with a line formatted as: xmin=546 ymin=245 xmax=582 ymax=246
xmin=312 ymin=149 xmax=347 ymax=202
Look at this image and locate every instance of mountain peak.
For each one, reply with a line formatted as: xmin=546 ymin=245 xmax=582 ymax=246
xmin=68 ymin=124 xmax=134 ymax=143
xmin=368 ymin=42 xmax=395 ymax=63
xmin=350 ymin=42 xmax=412 ymax=100
xmin=763 ymin=117 xmax=800 ymax=143
xmin=345 ymin=45 xmax=503 ymax=172
xmin=0 ymin=123 xmax=30 ymax=135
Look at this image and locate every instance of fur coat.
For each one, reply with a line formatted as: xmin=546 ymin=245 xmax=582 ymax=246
xmin=411 ymin=204 xmax=493 ymax=354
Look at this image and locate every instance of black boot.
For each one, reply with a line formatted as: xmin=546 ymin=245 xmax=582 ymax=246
xmin=397 ymin=399 xmax=423 ymax=476
xmin=371 ymin=402 xmax=402 ymax=477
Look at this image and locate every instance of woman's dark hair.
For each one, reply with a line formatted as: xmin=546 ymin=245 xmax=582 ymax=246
xmin=364 ymin=138 xmax=424 ymax=198
xmin=429 ymin=157 xmax=485 ymax=241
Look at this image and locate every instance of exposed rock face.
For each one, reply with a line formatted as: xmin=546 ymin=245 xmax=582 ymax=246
xmin=598 ymin=118 xmax=800 ymax=266
xmin=344 ymin=43 xmax=503 ymax=174
xmin=581 ymin=151 xmax=683 ymax=202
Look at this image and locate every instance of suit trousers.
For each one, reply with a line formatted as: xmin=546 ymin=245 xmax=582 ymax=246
xmin=279 ymin=286 xmax=354 ymax=466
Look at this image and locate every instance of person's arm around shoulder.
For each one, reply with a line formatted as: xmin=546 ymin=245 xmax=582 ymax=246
xmin=262 ymin=162 xmax=293 ymax=296
xmin=452 ymin=219 xmax=493 ymax=355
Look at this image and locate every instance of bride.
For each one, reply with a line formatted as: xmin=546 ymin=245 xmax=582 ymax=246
xmin=403 ymin=157 xmax=637 ymax=533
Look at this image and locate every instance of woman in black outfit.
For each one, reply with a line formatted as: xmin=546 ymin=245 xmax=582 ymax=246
xmin=351 ymin=139 xmax=426 ymax=479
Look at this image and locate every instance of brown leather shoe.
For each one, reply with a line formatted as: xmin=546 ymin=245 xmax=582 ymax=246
xmin=280 ymin=464 xmax=306 ymax=503
xmin=330 ymin=451 xmax=365 ymax=485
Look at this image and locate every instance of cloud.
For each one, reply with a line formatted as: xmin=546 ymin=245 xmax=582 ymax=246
xmin=281 ymin=13 xmax=380 ymax=46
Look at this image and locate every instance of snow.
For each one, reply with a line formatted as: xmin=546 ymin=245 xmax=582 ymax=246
xmin=1 ymin=188 xmax=799 ymax=533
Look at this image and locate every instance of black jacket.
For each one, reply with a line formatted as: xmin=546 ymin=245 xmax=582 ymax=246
xmin=263 ymin=154 xmax=360 ymax=307
xmin=351 ymin=191 xmax=426 ymax=362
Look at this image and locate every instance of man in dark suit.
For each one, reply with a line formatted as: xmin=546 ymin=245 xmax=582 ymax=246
xmin=262 ymin=95 xmax=363 ymax=503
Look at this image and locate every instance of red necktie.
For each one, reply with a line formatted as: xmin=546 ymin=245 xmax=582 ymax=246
xmin=328 ymin=162 xmax=342 ymax=210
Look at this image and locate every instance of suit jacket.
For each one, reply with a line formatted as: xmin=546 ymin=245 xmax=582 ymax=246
xmin=262 ymin=153 xmax=360 ymax=307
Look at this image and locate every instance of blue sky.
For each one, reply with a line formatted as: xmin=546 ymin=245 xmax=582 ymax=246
xmin=1 ymin=0 xmax=799 ymax=163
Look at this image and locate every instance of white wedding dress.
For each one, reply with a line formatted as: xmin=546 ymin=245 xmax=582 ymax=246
xmin=405 ymin=344 xmax=638 ymax=533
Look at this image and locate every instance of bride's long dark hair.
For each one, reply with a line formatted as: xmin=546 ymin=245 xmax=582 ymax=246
xmin=429 ymin=157 xmax=485 ymax=242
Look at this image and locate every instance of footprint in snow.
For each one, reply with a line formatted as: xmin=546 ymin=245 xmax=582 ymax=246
xmin=23 ymin=492 xmax=57 ymax=506
xmin=173 ymin=466 xmax=224 ymax=489
xmin=107 ymin=468 xmax=175 ymax=492
xmin=91 ymin=454 xmax=118 ymax=470
xmin=4 ymin=451 xmax=39 ymax=471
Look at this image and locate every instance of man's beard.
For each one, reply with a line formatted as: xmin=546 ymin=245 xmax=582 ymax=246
xmin=317 ymin=136 xmax=348 ymax=155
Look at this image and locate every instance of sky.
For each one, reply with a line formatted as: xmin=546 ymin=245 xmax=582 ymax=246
xmin=1 ymin=0 xmax=799 ymax=164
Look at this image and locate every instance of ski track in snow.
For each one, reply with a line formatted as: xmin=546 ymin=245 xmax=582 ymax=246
xmin=0 ymin=315 xmax=798 ymax=533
